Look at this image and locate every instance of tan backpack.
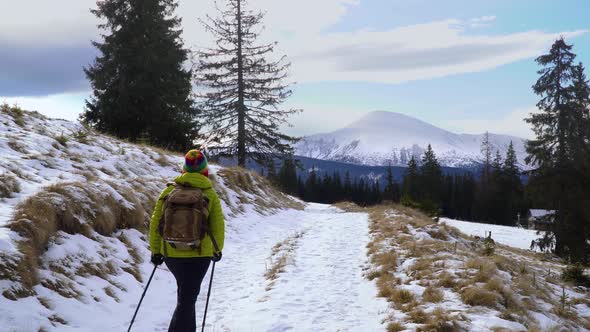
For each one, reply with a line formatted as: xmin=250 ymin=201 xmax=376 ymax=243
xmin=159 ymin=183 xmax=216 ymax=255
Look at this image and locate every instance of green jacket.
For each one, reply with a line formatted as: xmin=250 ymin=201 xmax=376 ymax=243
xmin=149 ymin=172 xmax=225 ymax=258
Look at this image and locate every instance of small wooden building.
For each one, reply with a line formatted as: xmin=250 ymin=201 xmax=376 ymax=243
xmin=527 ymin=209 xmax=556 ymax=231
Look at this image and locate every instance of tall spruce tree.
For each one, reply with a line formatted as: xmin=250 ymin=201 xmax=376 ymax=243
xmin=402 ymin=156 xmax=420 ymax=202
xmin=196 ymin=0 xmax=300 ymax=167
xmin=384 ymin=163 xmax=401 ymax=202
xmin=480 ymin=132 xmax=493 ymax=180
xmin=502 ymin=141 xmax=525 ymax=226
xmin=527 ymin=38 xmax=590 ymax=262
xmin=83 ymin=0 xmax=196 ymax=150
xmin=277 ymin=155 xmax=298 ymax=195
xmin=419 ymin=144 xmax=443 ymax=214
xmin=420 ymin=145 xmax=443 ymax=201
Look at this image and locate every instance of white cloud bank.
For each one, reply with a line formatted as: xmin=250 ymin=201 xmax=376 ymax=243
xmin=442 ymin=106 xmax=540 ymax=139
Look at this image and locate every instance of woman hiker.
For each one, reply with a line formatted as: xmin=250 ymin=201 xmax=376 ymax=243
xmin=149 ymin=149 xmax=225 ymax=332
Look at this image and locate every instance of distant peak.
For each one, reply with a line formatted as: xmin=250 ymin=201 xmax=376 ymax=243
xmin=346 ymin=110 xmax=442 ymax=131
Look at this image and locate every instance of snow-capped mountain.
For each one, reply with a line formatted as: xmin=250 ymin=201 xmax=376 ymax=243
xmin=295 ymin=111 xmax=528 ymax=168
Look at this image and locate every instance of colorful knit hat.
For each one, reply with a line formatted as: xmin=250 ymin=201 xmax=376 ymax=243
xmin=183 ymin=149 xmax=208 ymax=176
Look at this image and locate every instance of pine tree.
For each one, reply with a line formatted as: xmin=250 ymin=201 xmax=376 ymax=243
xmin=196 ymin=0 xmax=299 ymax=167
xmin=419 ymin=144 xmax=443 ymax=214
xmin=277 ymin=155 xmax=298 ymax=195
xmin=266 ymin=158 xmax=277 ymax=185
xmin=296 ymin=176 xmax=305 ymax=200
xmin=343 ymin=171 xmax=352 ymax=199
xmin=527 ymin=38 xmax=590 ymax=262
xmin=480 ymin=132 xmax=493 ymax=180
xmin=501 ymin=141 xmax=525 ymax=226
xmin=504 ymin=142 xmax=519 ymax=178
xmin=384 ymin=163 xmax=400 ymax=202
xmin=83 ymin=0 xmax=196 ymax=150
xmin=304 ymin=167 xmax=318 ymax=202
xmin=402 ymin=156 xmax=420 ymax=203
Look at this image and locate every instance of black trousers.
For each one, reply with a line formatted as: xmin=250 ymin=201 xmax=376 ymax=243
xmin=165 ymin=257 xmax=211 ymax=332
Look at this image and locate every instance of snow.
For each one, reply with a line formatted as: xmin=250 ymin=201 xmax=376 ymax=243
xmin=441 ymin=218 xmax=543 ymax=251
xmin=530 ymin=209 xmax=555 ymax=218
xmin=129 ymin=204 xmax=388 ymax=331
xmin=0 ymin=203 xmax=389 ymax=331
xmin=295 ymin=111 xmax=528 ymax=168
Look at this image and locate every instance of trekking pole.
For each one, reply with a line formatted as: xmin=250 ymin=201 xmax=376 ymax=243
xmin=127 ymin=264 xmax=157 ymax=332
xmin=201 ymin=261 xmax=216 ymax=332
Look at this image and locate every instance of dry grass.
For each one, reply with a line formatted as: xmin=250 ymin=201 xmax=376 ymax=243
xmin=437 ymin=271 xmax=457 ymax=289
xmin=363 ymin=202 xmax=588 ymax=330
xmin=41 ymin=278 xmax=82 ymax=299
xmin=7 ymin=137 xmax=27 ymax=154
xmin=54 ymin=133 xmax=68 ymax=147
xmin=0 ymin=173 xmax=20 ymax=198
xmin=48 ymin=314 xmax=68 ymax=325
xmin=7 ymin=181 xmax=148 ymax=294
xmin=418 ymin=307 xmax=464 ymax=332
xmin=265 ymin=255 xmax=288 ymax=282
xmin=464 ymin=257 xmax=497 ymax=283
xmin=103 ymin=286 xmax=120 ymax=302
xmin=391 ymin=288 xmax=416 ymax=307
xmin=1 ymin=103 xmax=26 ymax=127
xmin=407 ymin=308 xmax=428 ymax=324
xmin=423 ymin=285 xmax=445 ymax=303
xmin=118 ymin=234 xmax=143 ymax=282
xmin=372 ymin=251 xmax=398 ymax=271
xmin=217 ymin=167 xmax=304 ymax=216
xmin=265 ymin=231 xmax=305 ymax=287
xmin=376 ymin=272 xmax=399 ymax=298
xmin=37 ymin=296 xmax=52 ymax=309
xmin=386 ymin=321 xmax=405 ymax=332
xmin=460 ymin=286 xmax=499 ymax=308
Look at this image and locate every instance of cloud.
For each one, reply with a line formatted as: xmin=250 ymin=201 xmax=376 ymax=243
xmin=0 ymin=0 xmax=587 ymax=98
xmin=288 ymin=20 xmax=587 ymax=83
xmin=442 ymin=106 xmax=539 ymax=138
xmin=0 ymin=43 xmax=95 ymax=97
xmin=468 ymin=15 xmax=496 ymax=28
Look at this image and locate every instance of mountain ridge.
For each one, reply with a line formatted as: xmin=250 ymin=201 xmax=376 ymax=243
xmin=295 ymin=110 xmax=528 ymax=168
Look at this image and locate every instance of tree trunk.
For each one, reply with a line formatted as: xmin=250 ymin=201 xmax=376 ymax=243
xmin=236 ymin=0 xmax=246 ymax=167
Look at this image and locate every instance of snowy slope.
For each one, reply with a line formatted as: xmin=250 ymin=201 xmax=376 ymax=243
xmin=295 ymin=111 xmax=528 ymax=168
xmin=441 ymin=218 xmax=542 ymax=251
xmin=0 ymin=108 xmax=388 ymax=331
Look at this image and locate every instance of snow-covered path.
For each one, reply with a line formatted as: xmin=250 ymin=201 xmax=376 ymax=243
xmin=119 ymin=204 xmax=387 ymax=332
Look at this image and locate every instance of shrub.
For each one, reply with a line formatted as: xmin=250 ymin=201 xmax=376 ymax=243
xmin=73 ymin=130 xmax=89 ymax=144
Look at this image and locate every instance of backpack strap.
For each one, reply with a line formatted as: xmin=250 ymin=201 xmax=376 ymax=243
xmin=207 ymin=228 xmax=221 ymax=254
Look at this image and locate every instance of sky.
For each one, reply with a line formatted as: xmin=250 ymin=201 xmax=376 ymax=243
xmin=1 ymin=0 xmax=589 ymax=139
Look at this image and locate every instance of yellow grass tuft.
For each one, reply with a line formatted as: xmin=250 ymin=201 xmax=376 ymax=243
xmin=422 ymin=285 xmax=445 ymax=303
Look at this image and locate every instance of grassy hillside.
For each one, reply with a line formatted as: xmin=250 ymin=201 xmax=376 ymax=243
xmin=337 ymin=202 xmax=590 ymax=331
xmin=0 ymin=105 xmax=302 ymax=312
